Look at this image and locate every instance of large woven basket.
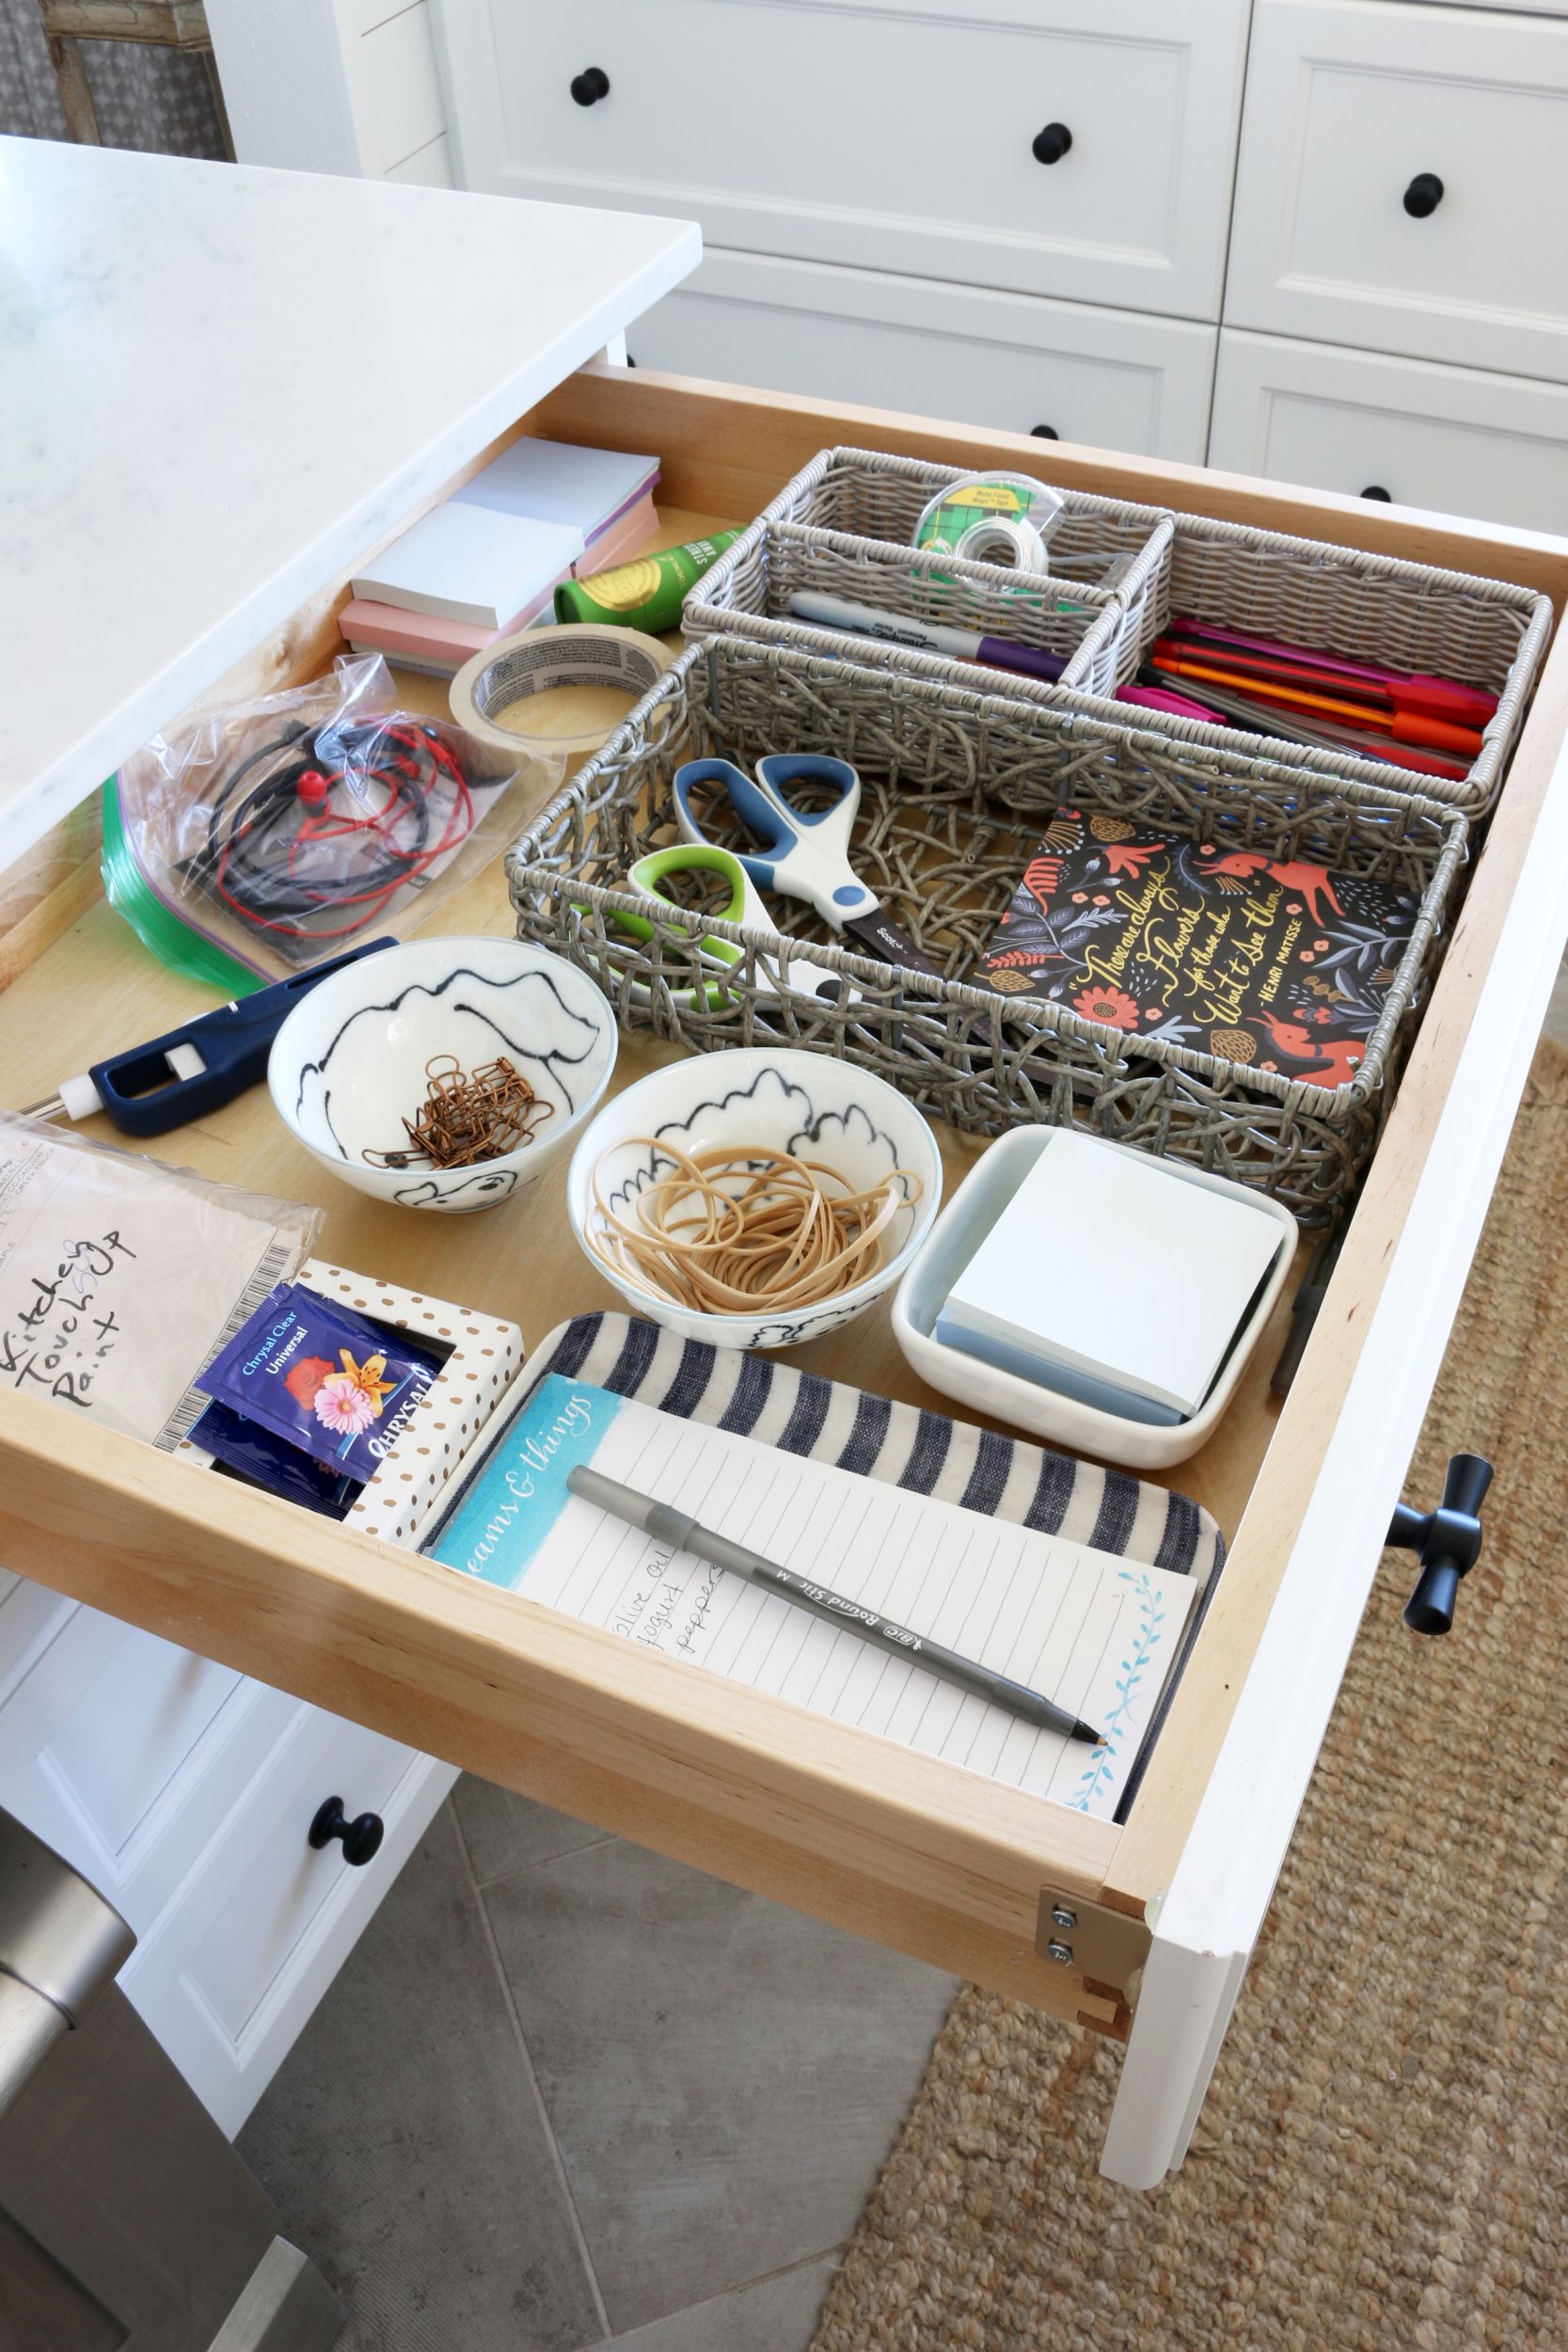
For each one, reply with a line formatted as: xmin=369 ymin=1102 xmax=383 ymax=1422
xmin=686 ymin=445 xmax=1173 ymax=700
xmin=506 ymin=637 xmax=1469 ymax=1226
xmin=687 ymin=447 xmax=1552 ymax=819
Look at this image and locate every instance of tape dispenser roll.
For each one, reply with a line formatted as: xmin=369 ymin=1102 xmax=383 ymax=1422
xmin=450 ymin=624 xmax=674 ymax=759
xmin=912 ymin=471 xmax=1067 ymax=574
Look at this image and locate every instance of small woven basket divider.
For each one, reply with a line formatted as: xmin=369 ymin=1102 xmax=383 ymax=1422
xmin=1053 ymin=510 xmax=1553 ymax=821
xmin=686 ymin=446 xmax=1553 ymax=821
xmin=685 ymin=445 xmax=1174 ymax=700
xmin=506 ymin=635 xmax=1470 ymax=1228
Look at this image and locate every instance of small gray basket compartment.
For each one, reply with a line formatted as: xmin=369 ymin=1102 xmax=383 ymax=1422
xmin=686 ymin=444 xmax=1173 ymax=701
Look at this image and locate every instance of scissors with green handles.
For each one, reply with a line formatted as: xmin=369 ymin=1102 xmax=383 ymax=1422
xmin=601 ymin=842 xmax=842 ymax=1008
xmin=672 ymin=754 xmax=945 ymax=979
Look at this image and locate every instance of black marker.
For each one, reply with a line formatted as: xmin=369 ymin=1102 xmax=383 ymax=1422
xmin=566 ymin=1466 xmax=1103 ymax=1746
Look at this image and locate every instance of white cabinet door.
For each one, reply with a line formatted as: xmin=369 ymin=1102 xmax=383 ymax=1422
xmin=0 ymin=1585 xmax=301 ymax=1942
xmin=1209 ymin=329 xmax=1568 ymax=535
xmin=435 ymin=0 xmax=1249 ymax=320
xmin=632 ymin=250 xmax=1216 ymax=462
xmin=122 ymin=1708 xmax=453 ymax=2137
xmin=0 ymin=1569 xmax=456 ymax=2136
xmin=1226 ymin=0 xmax=1568 ymax=382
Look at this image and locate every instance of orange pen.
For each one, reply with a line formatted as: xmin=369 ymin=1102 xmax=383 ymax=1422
xmin=1149 ymin=655 xmax=1484 ymax=757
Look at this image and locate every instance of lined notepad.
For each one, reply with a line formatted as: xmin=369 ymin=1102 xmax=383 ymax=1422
xmin=420 ymin=1375 xmax=1197 ymax=1819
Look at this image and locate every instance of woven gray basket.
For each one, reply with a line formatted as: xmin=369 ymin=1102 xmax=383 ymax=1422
xmin=506 ymin=638 xmax=1468 ymax=1227
xmin=1048 ymin=511 xmax=1554 ymax=821
xmin=686 ymin=445 xmax=1173 ymax=699
xmin=687 ymin=446 xmax=1551 ymax=819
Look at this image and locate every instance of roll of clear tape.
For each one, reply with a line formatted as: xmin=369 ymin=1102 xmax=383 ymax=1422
xmin=912 ymin=472 xmax=1067 ymax=575
xmin=951 ymin=515 xmax=1047 ymax=570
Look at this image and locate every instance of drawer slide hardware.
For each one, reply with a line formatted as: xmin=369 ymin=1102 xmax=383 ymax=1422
xmin=1036 ymin=1891 xmax=1152 ymax=2002
xmin=1387 ymin=1452 xmax=1492 ymax=1635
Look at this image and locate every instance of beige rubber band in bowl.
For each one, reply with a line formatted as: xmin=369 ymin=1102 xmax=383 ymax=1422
xmin=449 ymin=624 xmax=674 ymax=757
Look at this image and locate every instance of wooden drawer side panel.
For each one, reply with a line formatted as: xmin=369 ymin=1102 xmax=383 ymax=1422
xmin=0 ymin=1401 xmax=1119 ymax=2020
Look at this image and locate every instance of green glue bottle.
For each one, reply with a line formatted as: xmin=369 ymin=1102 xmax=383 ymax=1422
xmin=554 ymin=529 xmax=742 ymax=633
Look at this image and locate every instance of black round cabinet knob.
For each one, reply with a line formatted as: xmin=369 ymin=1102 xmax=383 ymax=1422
xmin=570 ymin=66 xmax=610 ymax=106
xmin=1403 ymin=171 xmax=1444 ymax=218
xmin=1031 ymin=423 xmax=1060 ymax=439
xmin=1031 ymin=122 xmax=1073 ymax=166
xmin=309 ymin=1796 xmax=385 ymax=1867
xmin=1361 ymin=485 xmax=1392 ymax=501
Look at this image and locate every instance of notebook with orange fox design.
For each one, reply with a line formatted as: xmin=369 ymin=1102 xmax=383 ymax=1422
xmin=972 ymin=809 xmax=1420 ymax=1089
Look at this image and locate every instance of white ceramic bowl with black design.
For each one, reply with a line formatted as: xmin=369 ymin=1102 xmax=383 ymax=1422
xmin=268 ymin=936 xmax=619 ymax=1214
xmin=565 ymin=1047 xmax=942 ymax=1349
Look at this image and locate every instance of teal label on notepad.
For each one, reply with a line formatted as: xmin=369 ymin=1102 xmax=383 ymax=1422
xmin=421 ymin=1375 xmax=623 ymax=1587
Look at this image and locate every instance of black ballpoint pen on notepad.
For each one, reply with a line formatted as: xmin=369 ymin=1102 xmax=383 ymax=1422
xmin=566 ymin=1467 xmax=1104 ymax=1746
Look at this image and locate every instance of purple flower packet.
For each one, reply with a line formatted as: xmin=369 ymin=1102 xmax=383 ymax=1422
xmin=195 ymin=1280 xmax=438 ymax=1479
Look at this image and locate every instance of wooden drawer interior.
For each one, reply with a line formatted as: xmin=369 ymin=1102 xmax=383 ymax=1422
xmin=2 ymin=368 xmax=1564 ymax=2040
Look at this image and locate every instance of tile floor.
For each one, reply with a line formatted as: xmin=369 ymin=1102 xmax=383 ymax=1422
xmin=240 ymin=1783 xmax=956 ymax=2352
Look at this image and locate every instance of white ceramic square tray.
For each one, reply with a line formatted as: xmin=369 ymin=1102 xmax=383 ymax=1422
xmin=893 ymin=1130 xmax=1300 ymax=1470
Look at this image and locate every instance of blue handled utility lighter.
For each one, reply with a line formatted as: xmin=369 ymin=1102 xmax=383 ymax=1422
xmin=26 ymin=937 xmax=396 ymax=1137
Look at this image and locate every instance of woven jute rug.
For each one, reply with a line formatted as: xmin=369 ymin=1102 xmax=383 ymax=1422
xmin=812 ymin=1040 xmax=1568 ymax=2352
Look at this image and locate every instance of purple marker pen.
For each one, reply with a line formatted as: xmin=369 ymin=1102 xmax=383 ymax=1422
xmin=788 ymin=592 xmax=1066 ymax=683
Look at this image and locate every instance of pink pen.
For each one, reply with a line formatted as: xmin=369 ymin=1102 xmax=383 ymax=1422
xmin=1116 ymin=683 xmax=1228 ymax=724
xmin=1169 ymin=618 xmax=1497 ymax=727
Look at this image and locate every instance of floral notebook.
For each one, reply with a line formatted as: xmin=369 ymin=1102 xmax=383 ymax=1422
xmin=972 ymin=808 xmax=1421 ymax=1089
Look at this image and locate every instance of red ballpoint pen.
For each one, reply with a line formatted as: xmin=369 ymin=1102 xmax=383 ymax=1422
xmin=1150 ymin=647 xmax=1484 ymax=757
xmin=1167 ymin=618 xmax=1497 ymax=728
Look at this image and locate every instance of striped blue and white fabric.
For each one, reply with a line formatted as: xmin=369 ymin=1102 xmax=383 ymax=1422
xmin=523 ymin=1314 xmax=1225 ymax=1821
xmin=527 ymin=1312 xmax=1225 ymax=1582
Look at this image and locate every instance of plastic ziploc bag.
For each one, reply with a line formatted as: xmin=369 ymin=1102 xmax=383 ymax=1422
xmin=0 ymin=1110 xmax=321 ymax=1450
xmin=106 ymin=655 xmax=565 ymax=984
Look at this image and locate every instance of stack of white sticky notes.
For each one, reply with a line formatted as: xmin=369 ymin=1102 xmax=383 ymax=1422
xmin=340 ymin=438 xmax=659 ymax=676
xmin=451 ymin=437 xmax=658 ymax=571
xmin=935 ymin=1130 xmax=1285 ymax=1426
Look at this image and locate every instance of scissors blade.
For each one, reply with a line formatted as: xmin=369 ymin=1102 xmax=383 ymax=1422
xmin=840 ymin=908 xmax=948 ymax=981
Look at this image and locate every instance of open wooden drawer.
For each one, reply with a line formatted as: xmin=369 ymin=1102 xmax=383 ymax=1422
xmin=3 ymin=370 xmax=1567 ymax=2190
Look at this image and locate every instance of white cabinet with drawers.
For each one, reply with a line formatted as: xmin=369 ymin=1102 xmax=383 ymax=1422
xmin=0 ymin=1567 xmax=455 ymax=2136
xmin=229 ymin=0 xmax=1568 ymax=528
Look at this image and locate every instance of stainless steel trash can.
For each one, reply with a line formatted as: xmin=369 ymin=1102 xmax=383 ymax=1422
xmin=0 ymin=1806 xmax=342 ymax=2351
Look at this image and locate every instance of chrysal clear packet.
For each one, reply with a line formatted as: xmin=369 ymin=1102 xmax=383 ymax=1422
xmin=188 ymin=1398 xmax=362 ymax=1518
xmin=195 ymin=1280 xmax=439 ymax=1479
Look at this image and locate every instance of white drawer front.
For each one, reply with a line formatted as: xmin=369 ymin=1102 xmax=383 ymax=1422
xmin=0 ymin=1587 xmax=301 ymax=1938
xmin=350 ymin=0 xmax=447 ymax=178
xmin=122 ymin=1707 xmax=454 ymax=2136
xmin=1209 ymin=329 xmax=1568 ymax=534
xmin=435 ymin=0 xmax=1248 ymax=318
xmin=632 ymin=250 xmax=1215 ymax=463
xmin=1227 ymin=0 xmax=1568 ymax=381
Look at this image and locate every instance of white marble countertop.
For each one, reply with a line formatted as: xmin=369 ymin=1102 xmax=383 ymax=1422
xmin=0 ymin=137 xmax=699 ymax=870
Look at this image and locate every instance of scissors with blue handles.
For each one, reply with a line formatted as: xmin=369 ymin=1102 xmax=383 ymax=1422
xmin=672 ymin=755 xmax=945 ymax=980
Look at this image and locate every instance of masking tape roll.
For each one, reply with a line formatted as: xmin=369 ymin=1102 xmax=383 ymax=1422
xmin=449 ymin=624 xmax=675 ymax=758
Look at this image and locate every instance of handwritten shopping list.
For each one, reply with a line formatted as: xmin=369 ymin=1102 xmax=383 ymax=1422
xmin=420 ymin=1375 xmax=1197 ymax=1818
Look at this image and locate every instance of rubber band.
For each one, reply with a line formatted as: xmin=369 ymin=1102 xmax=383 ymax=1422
xmin=584 ymin=1140 xmax=921 ymax=1314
